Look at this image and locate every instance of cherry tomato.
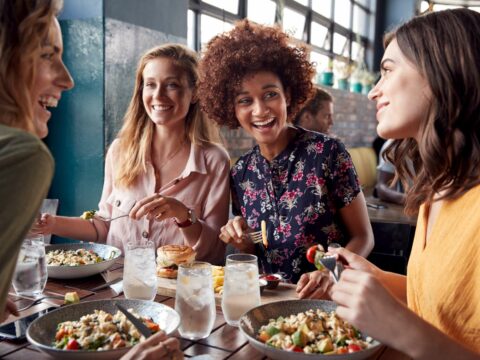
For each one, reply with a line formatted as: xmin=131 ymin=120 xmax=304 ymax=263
xmin=306 ymin=245 xmax=319 ymax=263
xmin=348 ymin=344 xmax=362 ymax=353
xmin=66 ymin=338 xmax=79 ymax=350
xmin=285 ymin=345 xmax=304 ymax=352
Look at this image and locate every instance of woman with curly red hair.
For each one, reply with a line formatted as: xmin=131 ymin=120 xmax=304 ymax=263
xmin=198 ymin=20 xmax=373 ymax=290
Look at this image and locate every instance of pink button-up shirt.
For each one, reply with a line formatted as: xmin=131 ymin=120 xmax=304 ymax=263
xmin=93 ymin=139 xmax=230 ymax=265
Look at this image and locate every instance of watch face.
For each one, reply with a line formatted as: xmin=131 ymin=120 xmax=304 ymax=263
xmin=189 ymin=209 xmax=197 ymax=224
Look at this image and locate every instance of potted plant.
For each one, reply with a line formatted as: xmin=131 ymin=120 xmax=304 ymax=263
xmin=334 ymin=60 xmax=353 ymax=91
xmin=318 ymin=59 xmax=334 ymax=87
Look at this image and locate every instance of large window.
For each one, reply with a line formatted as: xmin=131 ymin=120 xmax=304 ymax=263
xmin=419 ymin=1 xmax=480 ymax=13
xmin=188 ymin=0 xmax=376 ymax=75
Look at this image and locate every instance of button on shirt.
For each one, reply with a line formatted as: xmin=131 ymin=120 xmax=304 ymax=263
xmin=93 ymin=139 xmax=230 ymax=264
xmin=231 ymin=128 xmax=360 ymax=283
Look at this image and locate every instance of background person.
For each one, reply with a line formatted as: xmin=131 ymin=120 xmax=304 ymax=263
xmin=330 ymin=9 xmax=480 ymax=358
xmin=293 ymin=86 xmax=334 ymax=135
xmin=36 ymin=44 xmax=230 ymax=264
xmin=197 ymin=20 xmax=373 ymax=291
xmin=375 ymin=139 xmax=407 ymax=205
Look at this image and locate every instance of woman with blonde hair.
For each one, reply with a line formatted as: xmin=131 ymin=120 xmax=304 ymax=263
xmin=37 ymin=44 xmax=230 ymax=264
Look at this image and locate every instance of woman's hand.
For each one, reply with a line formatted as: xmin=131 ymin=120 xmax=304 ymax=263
xmin=30 ymin=213 xmax=56 ymax=235
xmin=1 ymin=298 xmax=19 ymax=323
xmin=296 ymin=270 xmax=332 ymax=299
xmin=120 ymin=331 xmax=183 ymax=360
xmin=331 ymin=268 xmax=409 ymax=347
xmin=130 ymin=194 xmax=188 ymax=223
xmin=219 ymin=216 xmax=254 ymax=252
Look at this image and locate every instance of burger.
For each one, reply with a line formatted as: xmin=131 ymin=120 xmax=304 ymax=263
xmin=156 ymin=244 xmax=196 ymax=279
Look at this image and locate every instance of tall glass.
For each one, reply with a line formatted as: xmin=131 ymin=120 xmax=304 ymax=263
xmin=123 ymin=241 xmax=157 ymax=301
xmin=12 ymin=235 xmax=47 ymax=297
xmin=175 ymin=262 xmax=216 ymax=340
xmin=221 ymin=254 xmax=261 ymax=327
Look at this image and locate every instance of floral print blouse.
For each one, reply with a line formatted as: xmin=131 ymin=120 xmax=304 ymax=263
xmin=231 ymin=128 xmax=360 ymax=283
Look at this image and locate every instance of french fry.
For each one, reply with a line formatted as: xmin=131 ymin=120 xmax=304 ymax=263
xmin=261 ymin=220 xmax=268 ymax=248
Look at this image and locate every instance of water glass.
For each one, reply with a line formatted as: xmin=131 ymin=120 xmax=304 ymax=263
xmin=123 ymin=241 xmax=157 ymax=301
xmin=12 ymin=235 xmax=47 ymax=297
xmin=175 ymin=262 xmax=216 ymax=340
xmin=221 ymin=253 xmax=261 ymax=327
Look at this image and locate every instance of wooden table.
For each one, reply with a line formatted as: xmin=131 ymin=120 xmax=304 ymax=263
xmin=0 ymin=259 xmax=410 ymax=359
xmin=365 ymin=197 xmax=417 ymax=227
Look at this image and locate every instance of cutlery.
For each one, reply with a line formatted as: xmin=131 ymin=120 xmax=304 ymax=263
xmin=248 ymin=230 xmax=263 ymax=244
xmin=115 ymin=303 xmax=152 ymax=338
xmin=89 ymin=277 xmax=122 ymax=292
xmin=17 ymin=295 xmax=64 ymax=312
xmin=318 ymin=256 xmax=339 ymax=282
xmin=97 ymin=214 xmax=129 ymax=222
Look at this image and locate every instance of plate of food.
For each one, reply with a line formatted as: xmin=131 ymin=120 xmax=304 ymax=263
xmin=239 ymin=300 xmax=382 ymax=360
xmin=46 ymin=243 xmax=121 ymax=279
xmin=26 ymin=299 xmax=180 ymax=360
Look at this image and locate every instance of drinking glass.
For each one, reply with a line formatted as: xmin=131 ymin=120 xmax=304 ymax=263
xmin=12 ymin=235 xmax=47 ymax=297
xmin=123 ymin=241 xmax=157 ymax=301
xmin=175 ymin=262 xmax=216 ymax=340
xmin=221 ymin=253 xmax=261 ymax=327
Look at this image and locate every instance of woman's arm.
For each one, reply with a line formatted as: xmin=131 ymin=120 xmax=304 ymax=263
xmin=338 ymin=192 xmax=374 ymax=257
xmin=332 ymin=269 xmax=479 ymax=360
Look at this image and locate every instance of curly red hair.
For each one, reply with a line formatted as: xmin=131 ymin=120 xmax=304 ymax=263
xmin=198 ymin=19 xmax=315 ymax=129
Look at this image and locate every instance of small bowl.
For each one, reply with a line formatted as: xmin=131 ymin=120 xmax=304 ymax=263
xmin=259 ymin=278 xmax=268 ymax=294
xmin=259 ymin=273 xmax=283 ymax=290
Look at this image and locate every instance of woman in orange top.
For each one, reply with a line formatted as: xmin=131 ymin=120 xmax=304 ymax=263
xmin=329 ymin=9 xmax=480 ymax=359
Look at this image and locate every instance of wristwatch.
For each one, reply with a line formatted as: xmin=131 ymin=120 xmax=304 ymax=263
xmin=175 ymin=208 xmax=197 ymax=228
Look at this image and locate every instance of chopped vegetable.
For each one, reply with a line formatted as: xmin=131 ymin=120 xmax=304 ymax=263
xmin=80 ymin=210 xmax=96 ymax=220
xmin=64 ymin=291 xmax=80 ymax=305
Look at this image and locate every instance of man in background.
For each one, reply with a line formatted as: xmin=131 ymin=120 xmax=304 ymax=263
xmin=294 ymin=87 xmax=334 ymax=134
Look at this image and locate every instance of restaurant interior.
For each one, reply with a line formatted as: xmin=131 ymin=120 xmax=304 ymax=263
xmin=2 ymin=0 xmax=480 ymax=359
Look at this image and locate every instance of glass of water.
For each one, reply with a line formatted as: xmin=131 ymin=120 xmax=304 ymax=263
xmin=175 ymin=262 xmax=216 ymax=340
xmin=221 ymin=253 xmax=261 ymax=327
xmin=123 ymin=241 xmax=157 ymax=301
xmin=12 ymin=235 xmax=47 ymax=297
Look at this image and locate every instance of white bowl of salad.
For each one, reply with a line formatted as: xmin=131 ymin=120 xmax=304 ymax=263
xmin=239 ymin=299 xmax=382 ymax=360
xmin=46 ymin=242 xmax=121 ymax=279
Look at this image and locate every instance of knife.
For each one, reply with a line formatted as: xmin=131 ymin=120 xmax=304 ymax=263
xmin=89 ymin=277 xmax=122 ymax=292
xmin=115 ymin=303 xmax=152 ymax=338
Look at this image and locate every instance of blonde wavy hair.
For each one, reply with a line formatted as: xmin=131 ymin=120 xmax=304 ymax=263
xmin=0 ymin=0 xmax=63 ymax=133
xmin=115 ymin=44 xmax=222 ymax=188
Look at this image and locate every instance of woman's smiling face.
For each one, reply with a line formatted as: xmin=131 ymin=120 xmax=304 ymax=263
xmin=234 ymin=70 xmax=291 ymax=156
xmin=368 ymin=38 xmax=432 ymax=141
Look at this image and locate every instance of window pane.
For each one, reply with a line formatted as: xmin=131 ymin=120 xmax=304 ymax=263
xmin=351 ymin=41 xmax=365 ymax=62
xmin=333 ymin=32 xmax=348 ymax=56
xmin=310 ymin=52 xmax=330 ymax=74
xmin=247 ymin=0 xmax=276 ymax=25
xmin=283 ymin=7 xmax=305 ymax=39
xmin=293 ymin=0 xmax=309 ymax=6
xmin=334 ymin=0 xmax=351 ymax=29
xmin=355 ymin=0 xmax=370 ymax=8
xmin=420 ymin=1 xmax=429 ymax=13
xmin=469 ymin=6 xmax=480 ymax=13
xmin=353 ymin=5 xmax=368 ymax=37
xmin=202 ymin=0 xmax=239 ymax=14
xmin=433 ymin=4 xmax=461 ymax=11
xmin=311 ymin=22 xmax=329 ymax=50
xmin=313 ymin=0 xmax=332 ymax=18
xmin=200 ymin=14 xmax=233 ymax=48
xmin=187 ymin=10 xmax=195 ymax=50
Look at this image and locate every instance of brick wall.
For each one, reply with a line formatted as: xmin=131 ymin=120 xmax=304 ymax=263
xmin=221 ymin=86 xmax=378 ymax=159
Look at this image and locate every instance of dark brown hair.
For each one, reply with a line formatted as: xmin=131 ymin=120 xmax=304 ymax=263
xmin=384 ymin=8 xmax=480 ymax=215
xmin=197 ymin=19 xmax=315 ymax=129
xmin=293 ymin=86 xmax=333 ymax=125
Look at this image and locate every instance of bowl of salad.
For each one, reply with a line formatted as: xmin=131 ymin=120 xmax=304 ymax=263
xmin=26 ymin=299 xmax=180 ymax=360
xmin=46 ymin=242 xmax=121 ymax=279
xmin=239 ymin=300 xmax=382 ymax=360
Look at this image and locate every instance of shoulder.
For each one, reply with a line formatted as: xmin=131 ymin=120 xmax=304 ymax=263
xmin=0 ymin=125 xmax=53 ymax=168
xmin=296 ymin=129 xmax=346 ymax=156
xmin=198 ymin=142 xmax=230 ymax=165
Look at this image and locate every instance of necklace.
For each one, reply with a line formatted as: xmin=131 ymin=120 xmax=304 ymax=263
xmin=155 ymin=139 xmax=187 ymax=173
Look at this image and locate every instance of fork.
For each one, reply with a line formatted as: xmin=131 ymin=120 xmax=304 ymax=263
xmin=248 ymin=230 xmax=263 ymax=244
xmin=96 ymin=214 xmax=129 ymax=222
xmin=17 ymin=295 xmax=65 ymax=312
xmin=318 ymin=256 xmax=339 ymax=282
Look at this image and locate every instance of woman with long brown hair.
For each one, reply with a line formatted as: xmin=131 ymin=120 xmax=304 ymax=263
xmin=37 ymin=44 xmax=230 ymax=264
xmin=329 ymin=8 xmax=480 ymax=358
